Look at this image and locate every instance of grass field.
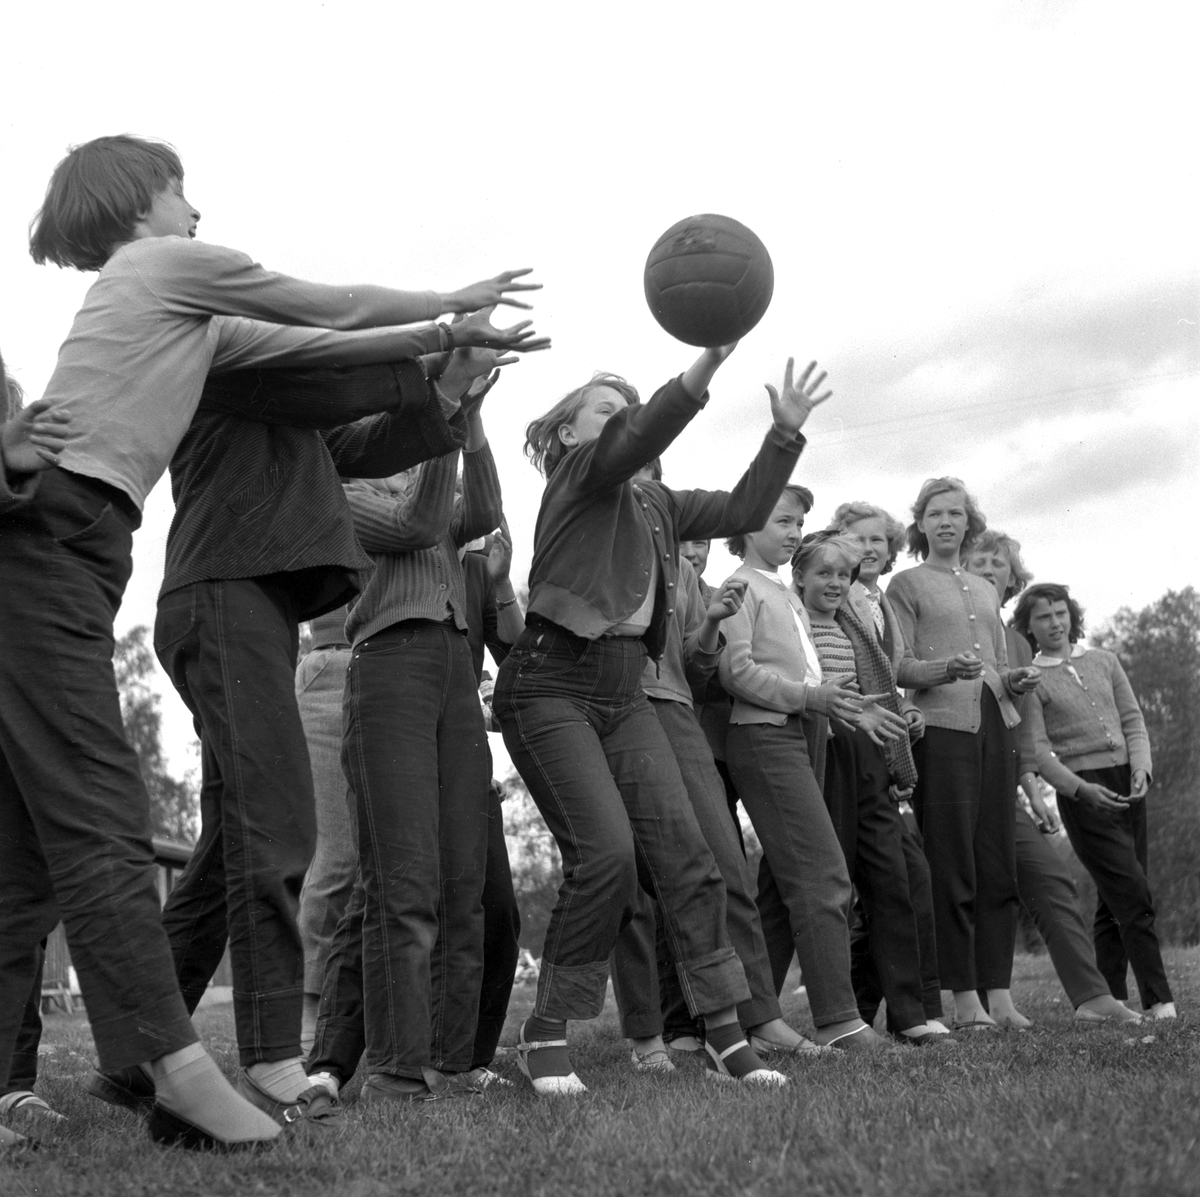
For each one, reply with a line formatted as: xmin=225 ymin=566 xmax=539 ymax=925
xmin=4 ymin=949 xmax=1200 ymax=1197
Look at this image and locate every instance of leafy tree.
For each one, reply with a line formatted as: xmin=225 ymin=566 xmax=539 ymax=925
xmin=1090 ymin=587 xmax=1200 ymax=945
xmin=114 ymin=626 xmax=200 ymax=843
xmin=500 ymin=771 xmax=563 ymax=953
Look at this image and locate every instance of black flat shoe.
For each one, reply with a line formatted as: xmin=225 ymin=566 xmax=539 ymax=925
xmin=86 ymin=1066 xmax=156 ymax=1113
xmin=146 ymin=1104 xmax=275 ymax=1152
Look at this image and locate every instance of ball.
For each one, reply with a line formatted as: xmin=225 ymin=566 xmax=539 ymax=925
xmin=643 ymin=214 xmax=774 ymax=347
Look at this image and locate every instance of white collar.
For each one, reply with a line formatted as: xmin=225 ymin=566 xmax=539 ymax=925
xmin=1033 ymin=642 xmax=1087 ymax=667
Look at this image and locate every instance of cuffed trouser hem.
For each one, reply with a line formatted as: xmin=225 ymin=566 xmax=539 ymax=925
xmin=234 ymin=988 xmax=304 ymax=1067
xmin=675 ymin=946 xmax=750 ymax=1017
xmin=91 ymin=1007 xmax=198 ymax=1073
xmin=535 ymin=960 xmax=612 ymax=1021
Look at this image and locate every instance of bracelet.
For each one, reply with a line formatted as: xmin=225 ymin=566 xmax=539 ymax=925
xmin=437 ymin=322 xmax=456 ymax=353
xmin=495 ymin=596 xmax=518 ymax=610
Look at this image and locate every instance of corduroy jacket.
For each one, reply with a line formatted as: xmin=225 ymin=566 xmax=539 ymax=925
xmin=161 ymin=361 xmax=464 ymax=621
xmin=526 ymin=374 xmax=805 ymax=660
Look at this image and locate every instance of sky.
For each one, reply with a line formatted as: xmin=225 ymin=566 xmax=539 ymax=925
xmin=2 ymin=0 xmax=1196 ymax=772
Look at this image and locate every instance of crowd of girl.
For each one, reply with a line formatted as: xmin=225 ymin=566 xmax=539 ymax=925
xmin=0 ymin=134 xmax=1175 ymax=1153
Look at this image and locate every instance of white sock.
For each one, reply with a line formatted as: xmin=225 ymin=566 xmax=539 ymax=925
xmin=148 ymin=1044 xmax=280 ymax=1143
xmin=246 ymin=1058 xmax=311 ymax=1102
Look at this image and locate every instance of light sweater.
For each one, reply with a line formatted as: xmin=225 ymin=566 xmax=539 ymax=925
xmin=718 ymin=565 xmax=823 ymax=726
xmin=886 ymin=562 xmax=1020 ymax=733
xmin=41 ymin=236 xmax=445 ymax=508
xmin=1024 ymin=644 xmax=1152 ymax=796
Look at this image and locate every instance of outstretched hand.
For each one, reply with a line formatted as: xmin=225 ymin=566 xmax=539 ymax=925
xmin=443 ymin=269 xmax=542 ymax=313
xmin=1 ymin=400 xmax=73 ymax=476
xmin=452 ymin=304 xmax=550 ymax=354
xmin=809 ymin=683 xmax=864 ymax=722
xmin=767 ymin=357 xmax=832 ymax=436
xmin=854 ymin=695 xmax=909 ymax=747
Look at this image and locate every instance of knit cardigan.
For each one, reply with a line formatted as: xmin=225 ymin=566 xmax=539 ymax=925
xmin=1023 ymin=644 xmax=1152 ymax=797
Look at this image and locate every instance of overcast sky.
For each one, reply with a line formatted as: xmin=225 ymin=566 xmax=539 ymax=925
xmin=3 ymin=1 xmax=1196 ymax=770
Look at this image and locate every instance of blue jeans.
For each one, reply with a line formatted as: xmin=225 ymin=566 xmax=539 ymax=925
xmin=343 ymin=621 xmax=489 ymax=1079
xmin=725 ymin=716 xmax=861 ymax=1027
xmin=610 ymin=697 xmax=781 ymax=1037
xmin=156 ymin=575 xmax=316 ymax=1065
xmin=295 ymin=647 xmax=357 ymax=996
xmin=0 ymin=469 xmax=196 ymax=1076
xmin=494 ymin=618 xmax=749 ymax=1022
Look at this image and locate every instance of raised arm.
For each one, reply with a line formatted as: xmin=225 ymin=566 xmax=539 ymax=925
xmin=344 ymin=452 xmax=458 ymax=554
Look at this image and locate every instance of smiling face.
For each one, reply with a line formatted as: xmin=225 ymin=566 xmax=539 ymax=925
xmin=743 ymin=494 xmax=807 ymax=569
xmin=846 ymin=516 xmax=890 ymax=588
xmin=964 ymin=547 xmax=1013 ymax=603
xmin=558 ymin=386 xmax=630 ymax=450
xmin=1027 ymin=596 xmax=1072 ymax=657
xmin=132 ymin=177 xmax=200 ymax=241
xmin=797 ymin=545 xmax=855 ymax=616
xmin=919 ymin=489 xmax=969 ymax=561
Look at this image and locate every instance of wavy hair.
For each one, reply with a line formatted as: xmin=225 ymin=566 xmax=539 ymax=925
xmin=905 ymin=476 xmax=986 ymax=559
xmin=828 ymin=500 xmax=906 ymax=575
xmin=523 ymin=372 xmax=640 ymax=478
xmin=963 ymin=528 xmax=1033 ymax=605
xmin=1011 ymin=582 xmax=1086 ymax=651
xmin=791 ymin=529 xmax=862 ymax=590
xmin=30 ymin=135 xmax=184 ymax=272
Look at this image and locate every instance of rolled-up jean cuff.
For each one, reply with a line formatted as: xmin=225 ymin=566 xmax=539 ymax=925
xmin=535 ymin=960 xmax=613 ymax=1021
xmin=675 ymin=947 xmax=750 ymax=1016
xmin=738 ymin=993 xmax=782 ymax=1028
xmin=233 ymin=988 xmax=304 ymax=1067
xmin=90 ymin=1006 xmax=198 ymax=1073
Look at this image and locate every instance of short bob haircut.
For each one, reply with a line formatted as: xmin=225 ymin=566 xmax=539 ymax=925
xmin=29 ymin=135 xmax=184 ymax=272
xmin=828 ymin=500 xmax=906 ymax=575
xmin=1010 ymin=582 xmax=1086 ymax=651
xmin=962 ymin=528 xmax=1033 ymax=606
xmin=905 ymin=475 xmax=986 ymax=560
xmin=524 ymin=372 xmax=640 ymax=478
xmin=726 ymin=484 xmax=814 ymax=559
xmin=790 ymin=530 xmax=862 ymax=588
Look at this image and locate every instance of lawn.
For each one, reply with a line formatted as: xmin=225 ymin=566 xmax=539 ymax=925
xmin=4 ymin=949 xmax=1200 ymax=1197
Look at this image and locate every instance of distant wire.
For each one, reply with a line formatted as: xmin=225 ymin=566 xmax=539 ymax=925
xmin=806 ymin=365 xmax=1199 ymax=448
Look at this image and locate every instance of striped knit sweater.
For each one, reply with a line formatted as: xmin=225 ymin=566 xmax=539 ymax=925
xmin=344 ymin=443 xmax=502 ymax=645
xmin=808 ymin=617 xmax=857 ymax=686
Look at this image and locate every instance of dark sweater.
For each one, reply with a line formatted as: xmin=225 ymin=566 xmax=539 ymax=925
xmin=526 ymin=374 xmax=805 ymax=660
xmin=160 ymin=361 xmax=464 ymax=621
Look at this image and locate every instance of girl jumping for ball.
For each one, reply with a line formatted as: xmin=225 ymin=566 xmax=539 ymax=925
xmin=494 ymin=352 xmax=829 ymax=1094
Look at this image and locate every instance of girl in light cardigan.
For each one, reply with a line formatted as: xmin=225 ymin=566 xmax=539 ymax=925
xmin=886 ymin=478 xmax=1039 ymax=1031
xmin=1012 ymin=583 xmax=1175 ymax=1019
xmin=718 ymin=492 xmax=889 ymax=1051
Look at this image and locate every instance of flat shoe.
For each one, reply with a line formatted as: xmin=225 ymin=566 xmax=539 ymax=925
xmin=87 ymin=1065 xmax=156 ymax=1113
xmin=750 ymin=1034 xmax=831 ymax=1056
xmin=703 ymin=1039 xmax=787 ymax=1086
xmin=515 ymin=1024 xmax=586 ymax=1096
xmin=952 ymin=1017 xmax=999 ymax=1033
xmin=818 ymin=1025 xmax=892 ymax=1052
xmin=1074 ymin=1006 xmax=1141 ymax=1025
xmin=360 ymin=1074 xmax=440 ymax=1104
xmin=146 ymin=1104 xmax=274 ymax=1152
xmin=236 ymin=1072 xmax=346 ymax=1129
xmin=630 ymin=1048 xmax=675 ymax=1074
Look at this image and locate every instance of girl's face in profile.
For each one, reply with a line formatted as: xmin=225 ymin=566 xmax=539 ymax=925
xmin=558 ymin=386 xmax=630 ymax=449
xmin=796 ymin=547 xmax=854 ymax=616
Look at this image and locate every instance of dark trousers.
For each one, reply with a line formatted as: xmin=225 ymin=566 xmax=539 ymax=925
xmin=1058 ymin=766 xmax=1173 ymax=1009
xmin=494 ymin=620 xmax=748 ymax=1022
xmin=823 ymin=722 xmax=926 ymax=1032
xmin=343 ymin=621 xmax=489 ymax=1079
xmin=0 ymin=469 xmax=196 ymax=1078
xmin=715 ymin=759 xmax=746 ymax=856
xmin=156 ymin=576 xmax=316 ymax=1067
xmin=911 ymin=689 xmax=1018 ymax=991
xmin=2 ymin=944 xmax=44 ymax=1094
xmin=726 ymin=717 xmax=860 ymax=1027
xmin=308 ymin=778 xmax=520 ymax=1081
xmin=852 ymin=806 xmax=943 ymax=1027
xmin=1013 ymin=807 xmax=1108 ymax=1007
xmin=610 ymin=699 xmax=782 ymax=1037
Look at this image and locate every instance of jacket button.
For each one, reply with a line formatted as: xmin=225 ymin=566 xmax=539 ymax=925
xmin=973 ymin=643 xmax=980 ymax=649
xmin=968 ymin=614 xmax=976 ymax=620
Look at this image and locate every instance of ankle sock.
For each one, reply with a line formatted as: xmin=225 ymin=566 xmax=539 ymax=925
xmin=246 ymin=1058 xmax=311 ymax=1102
xmin=704 ymin=1022 xmax=767 ymax=1079
xmin=148 ymin=1044 xmax=280 ymax=1144
xmin=521 ymin=1015 xmax=572 ymax=1080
